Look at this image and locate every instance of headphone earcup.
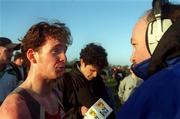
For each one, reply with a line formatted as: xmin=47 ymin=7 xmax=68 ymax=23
xmin=146 ymin=19 xmax=172 ymax=55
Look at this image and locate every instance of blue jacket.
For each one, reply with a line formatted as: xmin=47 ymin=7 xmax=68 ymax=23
xmin=116 ymin=57 xmax=180 ymax=119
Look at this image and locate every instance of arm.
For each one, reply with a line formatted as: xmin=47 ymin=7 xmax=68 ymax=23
xmin=0 ymin=94 xmax=31 ymax=119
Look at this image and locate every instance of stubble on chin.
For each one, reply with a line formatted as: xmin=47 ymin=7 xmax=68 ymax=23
xmin=56 ymin=70 xmax=65 ymax=78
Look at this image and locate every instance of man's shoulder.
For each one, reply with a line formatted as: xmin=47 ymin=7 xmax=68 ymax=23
xmin=146 ymin=63 xmax=180 ymax=85
xmin=121 ymin=75 xmax=132 ymax=82
xmin=0 ymin=93 xmax=28 ymax=117
xmin=125 ymin=65 xmax=180 ymax=103
xmin=2 ymin=93 xmax=25 ymax=104
xmin=62 ymin=72 xmax=76 ymax=89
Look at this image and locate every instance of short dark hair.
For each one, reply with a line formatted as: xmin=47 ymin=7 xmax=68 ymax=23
xmin=21 ymin=21 xmax=72 ymax=68
xmin=14 ymin=52 xmax=22 ymax=61
xmin=80 ymin=43 xmax=108 ymax=69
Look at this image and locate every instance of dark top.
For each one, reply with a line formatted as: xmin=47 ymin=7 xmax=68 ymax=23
xmin=62 ymin=62 xmax=115 ymax=119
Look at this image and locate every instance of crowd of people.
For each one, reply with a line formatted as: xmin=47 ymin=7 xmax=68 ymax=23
xmin=0 ymin=0 xmax=180 ymax=119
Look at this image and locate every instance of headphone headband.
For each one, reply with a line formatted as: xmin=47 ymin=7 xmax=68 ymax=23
xmin=153 ymin=0 xmax=162 ymax=18
xmin=146 ymin=0 xmax=172 ymax=55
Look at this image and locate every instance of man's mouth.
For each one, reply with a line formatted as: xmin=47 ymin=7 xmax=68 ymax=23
xmin=56 ymin=66 xmax=65 ymax=71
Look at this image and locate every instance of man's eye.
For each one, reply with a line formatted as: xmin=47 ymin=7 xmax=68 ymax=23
xmin=52 ymin=49 xmax=59 ymax=54
xmin=133 ymin=43 xmax=138 ymax=47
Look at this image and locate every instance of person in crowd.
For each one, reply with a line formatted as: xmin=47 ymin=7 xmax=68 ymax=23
xmin=100 ymin=70 xmax=116 ymax=112
xmin=118 ymin=69 xmax=143 ymax=105
xmin=0 ymin=21 xmax=72 ymax=119
xmin=117 ymin=0 xmax=180 ymax=119
xmin=0 ymin=37 xmax=20 ymax=105
xmin=60 ymin=43 xmax=115 ymax=119
xmin=12 ymin=51 xmax=27 ymax=83
xmin=13 ymin=52 xmax=24 ymax=66
xmin=114 ymin=66 xmax=126 ymax=90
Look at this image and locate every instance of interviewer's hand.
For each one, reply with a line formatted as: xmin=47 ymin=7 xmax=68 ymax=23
xmin=81 ymin=106 xmax=89 ymax=116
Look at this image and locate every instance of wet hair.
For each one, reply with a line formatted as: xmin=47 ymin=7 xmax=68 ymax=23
xmin=80 ymin=43 xmax=108 ymax=69
xmin=21 ymin=21 xmax=72 ymax=68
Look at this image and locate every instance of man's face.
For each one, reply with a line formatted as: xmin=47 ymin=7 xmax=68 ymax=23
xmin=0 ymin=46 xmax=13 ymax=65
xmin=130 ymin=15 xmax=151 ymax=65
xmin=34 ymin=37 xmax=67 ymax=80
xmin=14 ymin=58 xmax=23 ymax=66
xmin=80 ymin=59 xmax=99 ymax=80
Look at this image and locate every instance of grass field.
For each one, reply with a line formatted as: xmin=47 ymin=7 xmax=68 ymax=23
xmin=104 ymin=77 xmax=121 ymax=112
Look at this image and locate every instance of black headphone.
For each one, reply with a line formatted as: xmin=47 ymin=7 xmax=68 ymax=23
xmin=146 ymin=0 xmax=173 ymax=55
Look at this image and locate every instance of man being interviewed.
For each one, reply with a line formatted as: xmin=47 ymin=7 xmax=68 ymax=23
xmin=0 ymin=21 xmax=72 ymax=119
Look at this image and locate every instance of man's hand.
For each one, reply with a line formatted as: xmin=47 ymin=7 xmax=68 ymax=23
xmin=81 ymin=106 xmax=89 ymax=116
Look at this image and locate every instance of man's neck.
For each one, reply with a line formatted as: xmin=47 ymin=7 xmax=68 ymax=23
xmin=31 ymin=80 xmax=53 ymax=97
xmin=22 ymin=69 xmax=54 ymax=97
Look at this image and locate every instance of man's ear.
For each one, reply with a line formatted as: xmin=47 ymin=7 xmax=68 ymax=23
xmin=80 ymin=58 xmax=85 ymax=66
xmin=80 ymin=58 xmax=83 ymax=64
xmin=0 ymin=46 xmax=5 ymax=55
xmin=26 ymin=49 xmax=37 ymax=64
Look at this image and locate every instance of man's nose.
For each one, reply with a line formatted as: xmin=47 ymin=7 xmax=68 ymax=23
xmin=58 ymin=53 xmax=67 ymax=62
